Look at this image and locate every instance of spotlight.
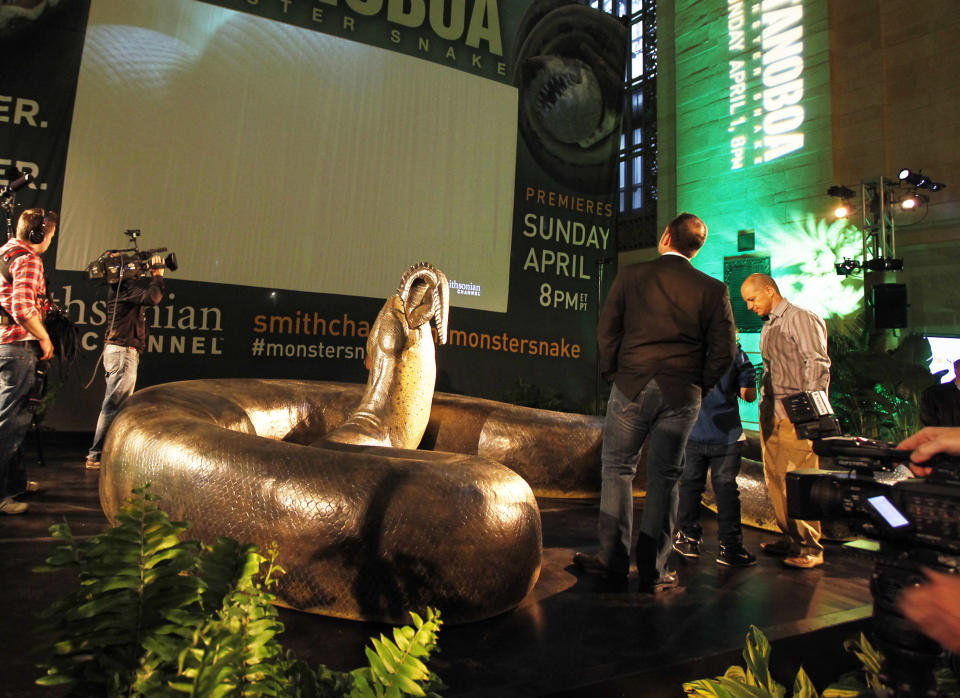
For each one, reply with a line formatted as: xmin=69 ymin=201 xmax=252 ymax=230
xmin=898 ymin=169 xmax=928 ymax=187
xmin=827 ymin=185 xmax=856 ymax=219
xmin=900 ymin=193 xmax=928 ymax=210
xmin=863 ymin=257 xmax=905 ymax=272
xmin=898 ymin=168 xmax=946 ymax=191
xmin=835 ymin=258 xmax=861 ymax=276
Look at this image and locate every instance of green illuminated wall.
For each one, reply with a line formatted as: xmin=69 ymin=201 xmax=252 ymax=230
xmin=674 ymin=0 xmax=861 ymax=428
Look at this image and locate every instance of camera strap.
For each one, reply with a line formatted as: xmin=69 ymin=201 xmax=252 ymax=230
xmin=0 ymin=247 xmax=30 ymax=323
xmin=0 ymin=246 xmax=29 ymax=284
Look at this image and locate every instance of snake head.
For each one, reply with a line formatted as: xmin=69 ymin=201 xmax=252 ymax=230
xmin=397 ymin=262 xmax=449 ymax=345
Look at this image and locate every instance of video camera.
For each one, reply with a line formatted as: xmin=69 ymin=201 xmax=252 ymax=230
xmin=85 ymin=229 xmax=178 ymax=284
xmin=782 ymin=391 xmax=959 ymax=697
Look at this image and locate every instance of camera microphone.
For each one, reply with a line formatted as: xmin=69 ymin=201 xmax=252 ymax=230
xmin=1 ymin=167 xmax=34 ymax=197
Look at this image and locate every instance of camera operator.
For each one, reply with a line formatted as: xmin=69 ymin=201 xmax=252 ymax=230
xmin=894 ymin=426 xmax=960 ymax=653
xmin=84 ymin=254 xmax=164 ymax=470
xmin=0 ymin=208 xmax=57 ymax=514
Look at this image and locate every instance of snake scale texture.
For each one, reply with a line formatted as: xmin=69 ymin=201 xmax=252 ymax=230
xmin=98 ymin=380 xmax=605 ymax=624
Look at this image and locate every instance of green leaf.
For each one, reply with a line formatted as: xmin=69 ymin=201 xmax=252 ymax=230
xmin=35 ymin=673 xmax=76 ymax=687
xmin=683 ymin=678 xmax=773 ymax=697
xmin=366 ymin=646 xmax=391 ymax=681
xmin=793 ymin=667 xmax=820 ymax=698
xmin=725 ymin=666 xmax=748 ymax=683
xmin=821 ymin=672 xmax=867 ymax=698
xmin=393 ymin=672 xmax=427 ymax=696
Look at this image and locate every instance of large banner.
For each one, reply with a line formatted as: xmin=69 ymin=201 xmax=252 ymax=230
xmin=0 ymin=0 xmax=625 ymax=431
xmin=673 ymin=0 xmax=856 ymax=429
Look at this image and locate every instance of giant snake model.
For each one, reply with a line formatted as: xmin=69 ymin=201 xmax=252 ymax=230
xmin=99 ymin=263 xmax=602 ymax=624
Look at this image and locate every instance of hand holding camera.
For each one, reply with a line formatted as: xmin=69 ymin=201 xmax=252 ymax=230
xmin=898 ymin=426 xmax=960 ymax=476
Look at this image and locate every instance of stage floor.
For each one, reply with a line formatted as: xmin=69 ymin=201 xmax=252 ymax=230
xmin=1 ymin=436 xmax=875 ymax=697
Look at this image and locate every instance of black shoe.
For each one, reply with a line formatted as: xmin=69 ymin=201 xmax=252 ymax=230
xmin=572 ymin=552 xmax=627 ymax=581
xmin=672 ymin=532 xmax=701 ymax=559
xmin=717 ymin=544 xmax=757 ymax=567
xmin=639 ymin=569 xmax=679 ymax=593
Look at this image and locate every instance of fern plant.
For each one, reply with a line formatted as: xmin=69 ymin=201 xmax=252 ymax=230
xmin=35 ymin=485 xmax=204 ymax=694
xmin=349 ymin=610 xmax=443 ymax=698
xmin=33 ymin=485 xmax=444 ymax=697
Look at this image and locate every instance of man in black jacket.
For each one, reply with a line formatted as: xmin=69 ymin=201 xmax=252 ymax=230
xmin=84 ymin=256 xmax=164 ymax=469
xmin=574 ymin=213 xmax=736 ymax=592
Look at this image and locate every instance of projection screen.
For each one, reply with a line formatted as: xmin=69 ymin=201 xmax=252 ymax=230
xmin=57 ymin=0 xmax=518 ymax=312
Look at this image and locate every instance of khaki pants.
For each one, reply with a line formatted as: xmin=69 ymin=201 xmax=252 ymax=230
xmin=760 ymin=416 xmax=823 ymax=556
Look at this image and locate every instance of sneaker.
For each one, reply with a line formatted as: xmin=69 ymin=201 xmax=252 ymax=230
xmin=717 ymin=544 xmax=757 ymax=567
xmin=672 ymin=532 xmax=701 ymax=559
xmin=0 ymin=496 xmax=28 ymax=514
xmin=85 ymin=458 xmax=101 ymax=470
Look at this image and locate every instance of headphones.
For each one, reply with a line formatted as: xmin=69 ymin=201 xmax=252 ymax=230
xmin=28 ymin=208 xmax=47 ymax=245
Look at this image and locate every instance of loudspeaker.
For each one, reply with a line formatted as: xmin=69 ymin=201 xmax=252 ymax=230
xmin=874 ymin=283 xmax=907 ymax=329
xmin=28 ymin=208 xmax=46 ymax=244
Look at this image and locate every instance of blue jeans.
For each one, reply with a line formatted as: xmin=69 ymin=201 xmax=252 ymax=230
xmin=0 ymin=342 xmax=37 ymax=498
xmin=677 ymin=439 xmax=744 ymax=547
xmin=598 ymin=381 xmax=700 ymax=582
xmin=88 ymin=345 xmax=140 ymax=461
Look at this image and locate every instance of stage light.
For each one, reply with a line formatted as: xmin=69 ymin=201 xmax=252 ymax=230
xmin=827 ymin=185 xmax=855 ymax=219
xmin=835 ymin=258 xmax=861 ymax=276
xmin=898 ymin=168 xmax=946 ymax=191
xmin=863 ymin=257 xmax=904 ymax=272
xmin=898 ymin=169 xmax=928 ymax=187
xmin=900 ymin=193 xmax=928 ymax=210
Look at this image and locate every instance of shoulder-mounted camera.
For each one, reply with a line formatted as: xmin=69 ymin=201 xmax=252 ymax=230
xmin=85 ymin=229 xmax=178 ymax=284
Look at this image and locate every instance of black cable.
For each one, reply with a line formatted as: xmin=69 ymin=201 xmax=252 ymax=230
xmin=83 ymin=273 xmax=123 ymax=389
xmin=43 ymin=305 xmax=80 ymax=378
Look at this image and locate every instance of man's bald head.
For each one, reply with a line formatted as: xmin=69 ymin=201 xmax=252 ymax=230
xmin=740 ymin=273 xmax=782 ymax=318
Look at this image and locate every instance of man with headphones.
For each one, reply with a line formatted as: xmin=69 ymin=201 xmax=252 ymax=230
xmin=84 ymin=253 xmax=164 ymax=470
xmin=0 ymin=207 xmax=57 ymax=514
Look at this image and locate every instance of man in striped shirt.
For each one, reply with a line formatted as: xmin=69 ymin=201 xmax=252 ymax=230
xmin=741 ymin=273 xmax=830 ymax=569
xmin=0 ymin=208 xmax=57 ymax=514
